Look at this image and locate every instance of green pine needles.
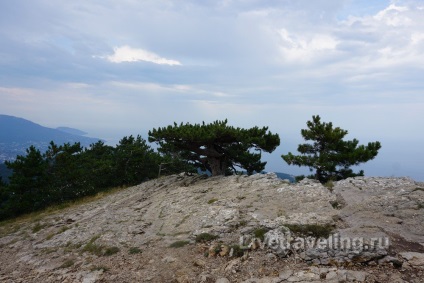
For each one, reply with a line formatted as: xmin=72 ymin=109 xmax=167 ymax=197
xmin=282 ymin=115 xmax=381 ymax=183
xmin=148 ymin=120 xmax=280 ymax=176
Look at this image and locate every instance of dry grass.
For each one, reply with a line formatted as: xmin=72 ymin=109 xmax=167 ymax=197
xmin=0 ymin=186 xmax=128 ymax=237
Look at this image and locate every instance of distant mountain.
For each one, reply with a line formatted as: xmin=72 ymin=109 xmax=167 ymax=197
xmin=274 ymin=172 xmax=295 ymax=183
xmin=0 ymin=114 xmax=101 ymax=162
xmin=56 ymin=127 xmax=88 ymax=136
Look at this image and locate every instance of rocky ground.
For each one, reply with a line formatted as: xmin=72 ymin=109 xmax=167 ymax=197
xmin=0 ymin=173 xmax=423 ymax=282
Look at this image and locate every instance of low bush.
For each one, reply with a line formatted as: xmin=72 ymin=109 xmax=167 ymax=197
xmin=285 ymin=223 xmax=334 ymax=238
xmin=169 ymin=240 xmax=190 ymax=248
xmin=195 ymin=233 xmax=219 ymax=243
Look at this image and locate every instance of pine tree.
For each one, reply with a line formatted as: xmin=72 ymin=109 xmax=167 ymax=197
xmin=282 ymin=115 xmax=381 ymax=183
xmin=148 ymin=120 xmax=280 ymax=176
xmin=114 ymin=135 xmax=161 ymax=185
xmin=5 ymin=146 xmax=49 ymax=214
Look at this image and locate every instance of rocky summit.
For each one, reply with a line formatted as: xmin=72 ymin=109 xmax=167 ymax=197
xmin=1 ymin=173 xmax=424 ymax=283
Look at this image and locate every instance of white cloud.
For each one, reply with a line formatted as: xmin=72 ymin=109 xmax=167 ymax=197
xmin=374 ymin=4 xmax=411 ymax=26
xmin=277 ymin=28 xmax=339 ymax=62
xmin=106 ymin=45 xmax=182 ymax=65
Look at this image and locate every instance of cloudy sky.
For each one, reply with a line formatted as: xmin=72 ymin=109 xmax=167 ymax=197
xmin=1 ymin=0 xmax=423 ymax=180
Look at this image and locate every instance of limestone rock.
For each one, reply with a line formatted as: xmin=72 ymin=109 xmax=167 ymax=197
xmin=400 ymin=252 xmax=424 ymax=268
xmin=1 ymin=174 xmax=423 ymax=282
xmin=219 ymin=245 xmax=230 ymax=257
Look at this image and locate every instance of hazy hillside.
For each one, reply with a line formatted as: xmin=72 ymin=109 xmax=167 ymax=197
xmin=56 ymin=127 xmax=88 ymax=136
xmin=275 ymin=172 xmax=295 ymax=182
xmin=0 ymin=114 xmax=101 ymax=162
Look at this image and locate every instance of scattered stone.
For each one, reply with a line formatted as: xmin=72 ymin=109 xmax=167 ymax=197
xmin=378 ymin=256 xmax=403 ymax=268
xmin=224 ymin=258 xmax=240 ymax=272
xmin=194 ymin=259 xmax=206 ymax=267
xmin=346 ymin=270 xmax=367 ymax=282
xmin=199 ymin=273 xmax=214 ymax=283
xmin=219 ymin=245 xmax=230 ymax=256
xmin=265 ymin=253 xmax=277 ymax=261
xmin=400 ymin=252 xmax=424 ymax=268
xmin=161 ymin=256 xmax=177 ymax=263
xmin=278 ymin=269 xmax=293 ymax=280
xmin=81 ymin=270 xmax=103 ymax=283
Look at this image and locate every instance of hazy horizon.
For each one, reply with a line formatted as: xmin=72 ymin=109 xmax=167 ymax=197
xmin=1 ymin=113 xmax=422 ymax=182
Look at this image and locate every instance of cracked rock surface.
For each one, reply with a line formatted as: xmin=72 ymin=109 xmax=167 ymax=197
xmin=0 ymin=173 xmax=423 ymax=282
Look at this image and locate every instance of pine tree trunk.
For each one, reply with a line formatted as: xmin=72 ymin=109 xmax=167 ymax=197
xmin=208 ymin=157 xmax=224 ymax=176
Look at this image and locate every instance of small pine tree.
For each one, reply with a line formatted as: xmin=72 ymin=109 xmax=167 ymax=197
xmin=282 ymin=115 xmax=381 ymax=183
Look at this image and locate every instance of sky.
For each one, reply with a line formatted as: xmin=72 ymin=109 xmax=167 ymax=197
xmin=1 ymin=0 xmax=424 ymax=180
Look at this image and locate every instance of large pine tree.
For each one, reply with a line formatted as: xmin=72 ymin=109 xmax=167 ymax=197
xmin=148 ymin=120 xmax=280 ymax=176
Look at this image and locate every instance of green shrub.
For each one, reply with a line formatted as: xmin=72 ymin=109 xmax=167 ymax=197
xmin=285 ymin=223 xmax=334 ymax=238
xmin=129 ymin=247 xmax=142 ymax=254
xmin=207 ymin=198 xmax=218 ymax=204
xmin=59 ymin=259 xmax=74 ymax=269
xmin=169 ymin=240 xmax=190 ymax=248
xmin=32 ymin=222 xmax=48 ymax=233
xmin=195 ymin=233 xmax=219 ymax=243
xmin=82 ymin=235 xmax=104 ymax=256
xmin=230 ymin=245 xmax=245 ymax=257
xmin=45 ymin=233 xmax=55 ymax=240
xmin=253 ymin=227 xmax=269 ymax=241
xmin=82 ymin=242 xmax=104 ymax=256
xmin=330 ymin=201 xmax=341 ymax=209
xmin=324 ymin=180 xmax=334 ymax=191
xmin=104 ymin=246 xmax=120 ymax=256
xmin=46 ymin=225 xmax=70 ymax=241
xmin=91 ymin=265 xmax=109 ymax=272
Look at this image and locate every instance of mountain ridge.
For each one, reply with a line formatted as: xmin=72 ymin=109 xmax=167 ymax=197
xmin=56 ymin=127 xmax=88 ymax=136
xmin=0 ymin=114 xmax=101 ymax=162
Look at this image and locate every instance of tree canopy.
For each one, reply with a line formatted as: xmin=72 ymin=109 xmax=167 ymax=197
xmin=282 ymin=115 xmax=381 ymax=183
xmin=148 ymin=120 xmax=280 ymax=176
xmin=0 ymin=136 xmax=161 ymax=220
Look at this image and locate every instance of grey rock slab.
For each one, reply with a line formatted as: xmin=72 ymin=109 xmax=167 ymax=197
xmin=334 ymin=177 xmax=424 ymax=246
xmin=346 ymin=270 xmax=367 ymax=282
xmin=400 ymin=252 xmax=424 ymax=268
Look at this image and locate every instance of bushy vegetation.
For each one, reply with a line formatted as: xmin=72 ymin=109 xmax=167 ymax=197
xmin=230 ymin=244 xmax=245 ymax=257
xmin=169 ymin=240 xmax=190 ymax=248
xmin=195 ymin=232 xmax=219 ymax=243
xmin=284 ymin=223 xmax=334 ymax=238
xmin=0 ymin=135 xmax=186 ymax=221
xmin=253 ymin=227 xmax=270 ymax=241
xmin=103 ymin=246 xmax=120 ymax=256
xmin=128 ymin=247 xmax=142 ymax=254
